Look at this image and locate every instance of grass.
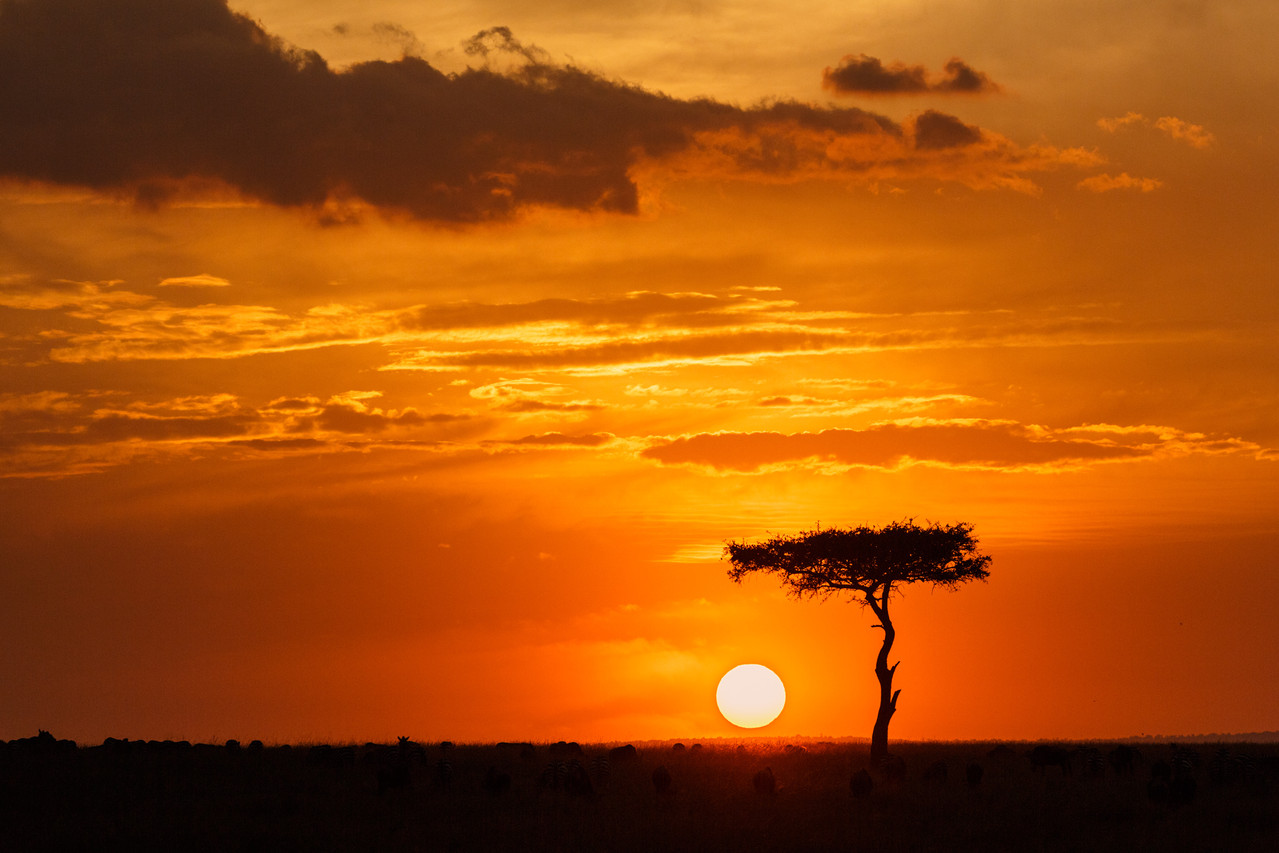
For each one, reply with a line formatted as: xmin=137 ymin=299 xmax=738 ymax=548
xmin=3 ymin=736 xmax=1277 ymax=851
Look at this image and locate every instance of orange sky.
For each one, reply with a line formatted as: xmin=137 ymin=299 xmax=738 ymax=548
xmin=2 ymin=0 xmax=1276 ymax=745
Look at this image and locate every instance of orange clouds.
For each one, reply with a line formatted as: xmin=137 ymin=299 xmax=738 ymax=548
xmin=641 ymin=421 xmax=1262 ymax=474
xmin=158 ymin=274 xmax=231 ymax=288
xmin=1097 ymin=112 xmax=1216 ymax=149
xmin=0 ymin=277 xmax=1203 ymax=380
xmin=1077 ymin=172 xmax=1163 ymax=193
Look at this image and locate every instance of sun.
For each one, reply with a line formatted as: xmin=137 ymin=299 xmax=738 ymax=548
xmin=716 ymin=664 xmax=786 ymax=728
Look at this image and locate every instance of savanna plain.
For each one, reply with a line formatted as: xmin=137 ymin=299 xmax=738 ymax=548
xmin=4 ymin=733 xmax=1278 ymax=851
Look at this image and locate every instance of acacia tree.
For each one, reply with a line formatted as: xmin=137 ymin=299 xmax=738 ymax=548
xmin=724 ymin=520 xmax=991 ymax=761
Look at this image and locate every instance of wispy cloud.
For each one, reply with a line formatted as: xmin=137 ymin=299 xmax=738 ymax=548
xmin=640 ymin=420 xmax=1264 ymax=474
xmin=2 ymin=279 xmax=1210 ymax=376
xmin=1097 ymin=112 xmax=1215 ymax=149
xmin=0 ymin=390 xmax=475 ymax=477
xmin=158 ymin=274 xmax=231 ymax=288
xmin=1078 ymin=172 xmax=1163 ymax=193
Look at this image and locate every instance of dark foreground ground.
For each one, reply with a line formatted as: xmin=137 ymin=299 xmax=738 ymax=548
xmin=3 ymin=734 xmax=1277 ymax=851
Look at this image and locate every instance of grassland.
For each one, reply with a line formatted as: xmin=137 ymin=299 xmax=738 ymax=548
xmin=3 ymin=735 xmax=1277 ymax=851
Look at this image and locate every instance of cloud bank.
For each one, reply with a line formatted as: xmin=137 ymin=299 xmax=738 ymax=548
xmin=0 ymin=0 xmax=1088 ymax=222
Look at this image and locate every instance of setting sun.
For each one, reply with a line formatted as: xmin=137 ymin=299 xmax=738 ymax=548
xmin=716 ymin=664 xmax=787 ymax=729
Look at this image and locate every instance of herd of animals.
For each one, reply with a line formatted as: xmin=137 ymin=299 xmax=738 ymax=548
xmin=3 ymin=729 xmax=1275 ymax=808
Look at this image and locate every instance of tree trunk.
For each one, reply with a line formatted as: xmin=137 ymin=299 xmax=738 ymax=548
xmin=867 ymin=592 xmax=899 ymax=763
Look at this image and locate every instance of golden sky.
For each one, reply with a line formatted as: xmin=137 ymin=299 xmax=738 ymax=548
xmin=2 ymin=0 xmax=1276 ymax=744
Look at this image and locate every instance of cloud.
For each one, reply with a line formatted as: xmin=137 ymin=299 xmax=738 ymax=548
xmin=0 ymin=278 xmax=148 ymax=311
xmin=0 ymin=0 xmax=1090 ymax=223
xmin=1097 ymin=113 xmax=1215 ymax=149
xmin=5 ymin=278 xmax=1175 ymax=374
xmin=398 ymin=291 xmax=737 ymax=332
xmin=912 ymin=110 xmax=983 ymax=150
xmin=158 ymin=274 xmax=231 ymax=288
xmin=640 ymin=420 xmax=1261 ymax=473
xmin=469 ymin=379 xmax=606 ymax=414
xmin=0 ymin=390 xmax=476 ymax=476
xmin=823 ymin=55 xmax=1001 ymax=96
xmin=1153 ymin=116 xmax=1215 ymax=150
xmin=1096 ymin=112 xmax=1147 ymax=133
xmin=383 ymin=311 xmax=1132 ymax=375
xmin=1077 ymin=172 xmax=1163 ymax=193
xmin=492 ymin=432 xmax=614 ymax=447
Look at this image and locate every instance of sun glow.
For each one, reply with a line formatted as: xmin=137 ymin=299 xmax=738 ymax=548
xmin=716 ymin=664 xmax=786 ymax=728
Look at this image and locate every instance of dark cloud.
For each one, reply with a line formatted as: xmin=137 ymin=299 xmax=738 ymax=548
xmin=913 ymin=110 xmax=983 ymax=150
xmin=936 ymin=59 xmax=999 ymax=94
xmin=822 ymin=55 xmax=929 ymax=95
xmin=823 ymin=54 xmax=1001 ymax=96
xmin=310 ymin=402 xmax=468 ymax=433
xmin=0 ymin=0 xmax=901 ymax=223
xmin=83 ymin=412 xmax=261 ymax=442
xmin=229 ymin=437 xmax=327 ymax=450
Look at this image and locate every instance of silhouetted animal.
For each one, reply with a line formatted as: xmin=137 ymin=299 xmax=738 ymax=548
xmin=563 ymin=759 xmax=594 ymax=796
xmin=10 ymin=731 xmax=75 ymax=756
xmin=371 ymin=738 xmax=425 ymax=794
xmin=1029 ymin=745 xmax=1072 ymax=775
xmin=986 ymin=744 xmax=1017 ymax=762
xmin=1171 ymin=746 xmax=1200 ymax=776
xmin=1075 ymin=746 xmax=1105 ymax=777
xmin=1148 ymin=757 xmax=1196 ymax=807
xmin=652 ymin=765 xmax=673 ymax=795
xmin=550 ymin=741 xmax=584 ymax=757
xmin=1108 ymin=744 xmax=1140 ymax=776
xmin=396 ymin=736 xmax=428 ymax=764
xmin=537 ymin=760 xmax=593 ymax=796
xmin=537 ymin=762 xmax=563 ymax=790
xmin=434 ymin=756 xmax=454 ymax=788
xmin=753 ymin=767 xmax=776 ymax=795
xmin=922 ymin=760 xmax=948 ymax=786
xmin=849 ymin=769 xmax=873 ymax=799
xmin=1209 ymin=747 xmax=1257 ymax=787
xmin=876 ymin=754 xmax=907 ymax=786
xmin=482 ymin=765 xmax=512 ymax=797
xmin=609 ymin=744 xmax=639 ymax=762
xmin=582 ymin=756 xmax=605 ymax=787
xmin=965 ymin=762 xmax=984 ymax=789
xmin=308 ymin=744 xmax=356 ymax=769
xmin=671 ymin=743 xmax=686 ymax=753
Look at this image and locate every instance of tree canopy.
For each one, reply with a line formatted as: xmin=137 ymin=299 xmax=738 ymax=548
xmin=724 ymin=519 xmax=991 ymax=604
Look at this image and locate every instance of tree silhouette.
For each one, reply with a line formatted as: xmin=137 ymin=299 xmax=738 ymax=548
xmin=724 ymin=520 xmax=991 ymax=761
